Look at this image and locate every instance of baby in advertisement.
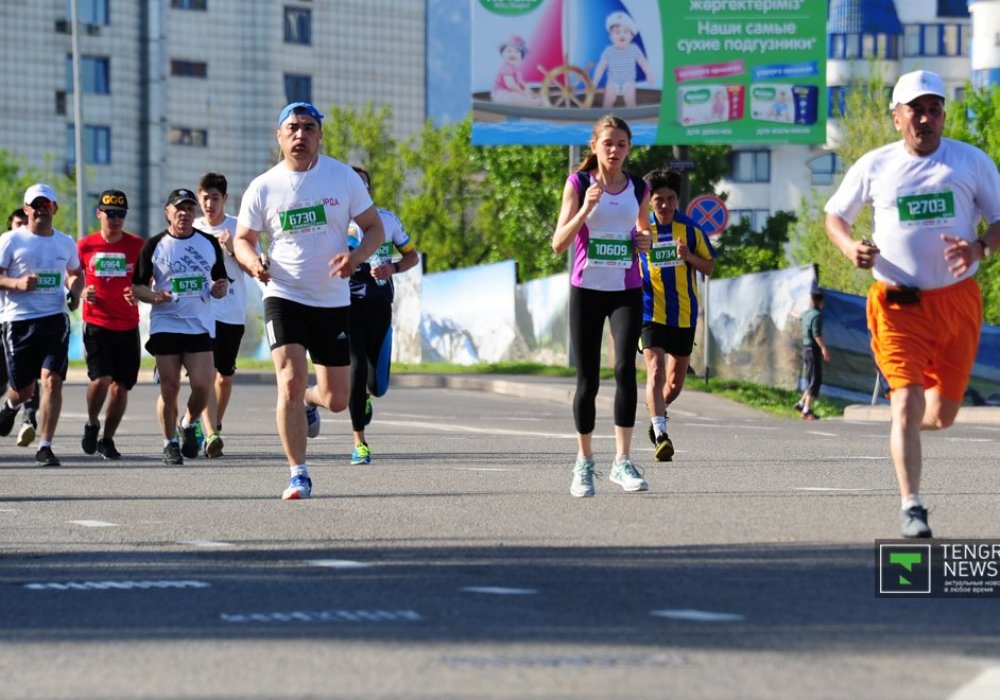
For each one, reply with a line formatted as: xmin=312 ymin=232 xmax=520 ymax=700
xmin=750 ymin=83 xmax=818 ymax=125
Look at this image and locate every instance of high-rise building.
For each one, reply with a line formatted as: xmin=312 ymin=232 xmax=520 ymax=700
xmin=0 ymin=1 xmax=425 ymax=236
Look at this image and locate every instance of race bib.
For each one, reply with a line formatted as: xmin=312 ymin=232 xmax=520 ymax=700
xmin=279 ymin=204 xmax=327 ymax=234
xmin=171 ymin=274 xmax=205 ymax=297
xmin=648 ymin=240 xmax=682 ymax=268
xmin=92 ymin=252 xmax=127 ymax=277
xmin=586 ymin=231 xmax=633 ymax=269
xmin=35 ymin=270 xmax=62 ymax=293
xmin=896 ymin=189 xmax=955 ymax=228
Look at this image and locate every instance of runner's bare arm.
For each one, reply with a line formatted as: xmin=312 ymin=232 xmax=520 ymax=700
xmin=234 ymin=223 xmax=269 ymax=283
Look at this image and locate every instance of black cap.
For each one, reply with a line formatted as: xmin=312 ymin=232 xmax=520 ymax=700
xmin=166 ymin=188 xmax=197 ymax=207
xmin=98 ymin=189 xmax=128 ymax=211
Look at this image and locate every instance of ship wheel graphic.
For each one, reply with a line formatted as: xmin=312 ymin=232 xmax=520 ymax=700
xmin=539 ymin=63 xmax=595 ymax=109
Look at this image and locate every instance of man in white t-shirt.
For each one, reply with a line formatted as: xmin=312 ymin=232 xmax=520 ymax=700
xmin=0 ymin=183 xmax=84 ymax=467
xmin=825 ymin=70 xmax=1000 ymax=539
xmin=234 ymin=102 xmax=385 ymax=500
xmin=179 ymin=172 xmax=250 ymax=458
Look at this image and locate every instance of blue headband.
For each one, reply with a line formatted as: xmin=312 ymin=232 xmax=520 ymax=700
xmin=277 ymin=102 xmax=324 ymax=128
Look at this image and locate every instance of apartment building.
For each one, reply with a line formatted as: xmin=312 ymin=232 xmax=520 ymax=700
xmin=0 ymin=0 xmax=425 ymax=236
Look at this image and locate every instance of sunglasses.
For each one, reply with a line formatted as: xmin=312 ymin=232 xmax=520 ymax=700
xmin=102 ymin=209 xmax=127 ymax=219
xmin=28 ymin=200 xmax=55 ymax=212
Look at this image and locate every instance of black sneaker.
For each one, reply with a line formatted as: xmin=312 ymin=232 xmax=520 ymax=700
xmin=163 ymin=442 xmax=183 ymax=465
xmin=96 ymin=437 xmax=121 ymax=460
xmin=179 ymin=424 xmax=199 ymax=459
xmin=900 ymin=505 xmax=932 ymax=538
xmin=0 ymin=402 xmax=19 ymax=436
xmin=35 ymin=446 xmax=60 ymax=467
xmin=82 ymin=422 xmax=100 ymax=454
xmin=655 ymin=433 xmax=675 ymax=462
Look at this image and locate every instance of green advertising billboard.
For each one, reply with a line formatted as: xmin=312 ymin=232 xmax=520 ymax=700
xmin=471 ymin=0 xmax=828 ymax=145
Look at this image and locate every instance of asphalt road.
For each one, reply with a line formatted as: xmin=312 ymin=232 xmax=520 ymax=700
xmin=1 ymin=379 xmax=999 ymax=700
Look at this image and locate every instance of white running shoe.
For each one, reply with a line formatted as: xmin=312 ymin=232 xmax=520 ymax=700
xmin=570 ymin=458 xmax=596 ymax=498
xmin=610 ymin=457 xmax=648 ymax=492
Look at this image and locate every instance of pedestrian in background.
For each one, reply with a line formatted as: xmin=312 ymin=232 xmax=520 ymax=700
xmin=794 ymin=290 xmax=830 ymax=421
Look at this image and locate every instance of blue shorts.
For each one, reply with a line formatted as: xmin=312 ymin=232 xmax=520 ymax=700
xmin=2 ymin=313 xmax=69 ymax=390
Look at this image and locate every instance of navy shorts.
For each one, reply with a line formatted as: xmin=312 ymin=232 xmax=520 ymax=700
xmin=639 ymin=322 xmax=696 ymax=357
xmin=84 ymin=324 xmax=141 ymax=389
xmin=145 ymin=331 xmax=214 ymax=356
xmin=2 ymin=313 xmax=69 ymax=390
xmin=264 ymin=297 xmax=350 ymax=367
xmin=213 ymin=321 xmax=245 ymax=377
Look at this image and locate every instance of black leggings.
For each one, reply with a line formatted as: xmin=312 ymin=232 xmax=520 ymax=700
xmin=348 ymin=298 xmax=393 ymax=431
xmin=569 ymin=285 xmax=642 ymax=434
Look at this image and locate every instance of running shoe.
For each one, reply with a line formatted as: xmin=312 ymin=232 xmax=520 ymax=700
xmin=570 ymin=458 xmax=596 ymax=498
xmin=610 ymin=457 xmax=648 ymax=492
xmin=282 ymin=473 xmax=312 ymax=500
xmin=351 ymin=442 xmax=371 ymax=465
xmin=802 ymin=410 xmax=819 ymax=421
xmin=35 ymin=446 xmax=60 ymax=467
xmin=794 ymin=402 xmax=804 ymax=412
xmin=203 ymin=433 xmax=224 ymax=459
xmin=16 ymin=421 xmax=36 ymax=448
xmin=305 ymin=403 xmax=321 ymax=438
xmin=162 ymin=442 xmax=183 ymax=465
xmin=647 ymin=423 xmax=656 ymax=447
xmin=179 ymin=423 xmax=199 ymax=459
xmin=364 ymin=393 xmax=373 ymax=427
xmin=193 ymin=419 xmax=205 ymax=450
xmin=0 ymin=402 xmax=18 ymax=437
xmin=900 ymin=505 xmax=932 ymax=538
xmin=655 ymin=433 xmax=674 ymax=462
xmin=96 ymin=437 xmax=122 ymax=460
xmin=82 ymin=422 xmax=99 ymax=455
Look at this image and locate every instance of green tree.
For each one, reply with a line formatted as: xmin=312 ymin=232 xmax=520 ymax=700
xmin=320 ymin=104 xmax=403 ymax=209
xmin=628 ymin=144 xmax=732 ymax=201
xmin=0 ymin=150 xmax=76 ymax=235
xmin=398 ymin=117 xmax=487 ymax=272
xmin=714 ymin=210 xmax=796 ymax=278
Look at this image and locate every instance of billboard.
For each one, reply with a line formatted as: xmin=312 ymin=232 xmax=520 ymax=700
xmin=471 ymin=0 xmax=827 ymax=146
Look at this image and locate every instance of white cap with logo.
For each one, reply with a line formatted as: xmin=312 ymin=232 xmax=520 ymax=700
xmin=890 ymin=70 xmax=946 ymax=109
xmin=23 ymin=183 xmax=57 ymax=205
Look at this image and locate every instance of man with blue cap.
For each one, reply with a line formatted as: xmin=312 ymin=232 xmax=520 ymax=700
xmin=234 ymin=102 xmax=385 ymax=500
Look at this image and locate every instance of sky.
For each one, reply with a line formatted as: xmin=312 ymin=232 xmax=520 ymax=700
xmin=426 ymin=0 xmax=471 ymax=124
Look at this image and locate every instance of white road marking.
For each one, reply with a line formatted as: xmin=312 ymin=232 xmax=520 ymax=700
xmin=180 ymin=540 xmax=233 ymax=548
xmin=306 ymin=559 xmax=372 ymax=569
xmin=944 ymin=437 xmax=993 ymax=443
xmin=221 ymin=609 xmax=421 ymax=623
xmin=25 ymin=580 xmax=210 ymax=591
xmin=378 ymin=419 xmax=576 ymax=439
xmin=806 ymin=430 xmax=837 ymax=437
xmin=460 ymin=586 xmax=538 ymax=595
xmin=0 ymin=508 xmax=17 ymax=512
xmin=651 ymin=609 xmax=745 ymax=622
xmin=814 ymin=456 xmax=884 ymax=461
xmin=795 ymin=487 xmax=877 ymax=492
xmin=459 ymin=468 xmax=518 ymax=472
xmin=948 ymin=668 xmax=1000 ymax=700
xmin=68 ymin=520 xmax=117 ymax=527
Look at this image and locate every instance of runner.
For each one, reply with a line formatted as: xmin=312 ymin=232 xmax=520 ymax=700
xmin=77 ymin=189 xmax=144 ymax=459
xmin=638 ymin=169 xmax=716 ymax=461
xmin=179 ymin=172 xmax=248 ymax=458
xmin=0 ymin=184 xmax=83 ymax=466
xmin=551 ymin=114 xmax=652 ymax=497
xmin=346 ymin=166 xmax=419 ymax=465
xmin=233 ymin=102 xmax=385 ymax=500
xmin=132 ymin=188 xmax=228 ymax=465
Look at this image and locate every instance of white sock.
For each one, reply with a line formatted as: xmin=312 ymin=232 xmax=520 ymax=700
xmin=652 ymin=416 xmax=667 ymax=437
xmin=180 ymin=416 xmax=192 ymax=429
xmin=163 ymin=439 xmax=177 ymax=447
xmin=39 ymin=440 xmax=52 ymax=449
xmin=901 ymin=494 xmax=923 ymax=510
xmin=290 ymin=465 xmax=309 ymax=478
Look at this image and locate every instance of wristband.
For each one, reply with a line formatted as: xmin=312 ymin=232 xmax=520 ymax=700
xmin=979 ymin=239 xmax=991 ymax=259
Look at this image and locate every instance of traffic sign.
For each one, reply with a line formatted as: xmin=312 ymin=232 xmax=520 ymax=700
xmin=686 ymin=194 xmax=728 ymax=237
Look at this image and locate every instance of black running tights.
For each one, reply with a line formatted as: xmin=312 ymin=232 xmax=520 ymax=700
xmin=569 ymin=285 xmax=642 ymax=434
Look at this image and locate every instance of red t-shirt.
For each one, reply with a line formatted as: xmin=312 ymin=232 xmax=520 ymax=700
xmin=77 ymin=230 xmax=145 ymax=331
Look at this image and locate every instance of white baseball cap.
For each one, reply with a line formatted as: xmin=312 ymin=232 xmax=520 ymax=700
xmin=890 ymin=70 xmax=946 ymax=109
xmin=605 ymin=11 xmax=637 ymax=34
xmin=23 ymin=183 xmax=57 ymax=205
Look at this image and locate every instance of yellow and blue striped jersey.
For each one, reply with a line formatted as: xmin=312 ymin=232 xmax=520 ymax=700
xmin=638 ymin=211 xmax=717 ymax=327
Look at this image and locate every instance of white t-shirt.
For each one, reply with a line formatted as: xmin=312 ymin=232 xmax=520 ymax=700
xmin=237 ymin=155 xmax=373 ymax=308
xmin=826 ymin=138 xmax=1000 ymax=290
xmin=0 ymin=227 xmax=80 ymax=322
xmin=194 ymin=214 xmax=248 ymax=325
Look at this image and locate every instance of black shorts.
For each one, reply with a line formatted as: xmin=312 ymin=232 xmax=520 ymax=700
xmin=213 ymin=321 xmax=245 ymax=376
xmin=2 ymin=313 xmax=69 ymax=390
xmin=145 ymin=331 xmax=214 ymax=356
xmin=264 ymin=297 xmax=350 ymax=367
xmin=84 ymin=324 xmax=141 ymax=389
xmin=639 ymin=322 xmax=696 ymax=357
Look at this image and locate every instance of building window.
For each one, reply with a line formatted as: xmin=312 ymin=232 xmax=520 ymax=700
xmin=904 ymin=25 xmax=921 ymax=56
xmin=904 ymin=23 xmax=968 ymax=57
xmin=170 ymin=60 xmax=208 ymax=78
xmin=169 ymin=127 xmax=208 ymax=147
xmin=729 ymin=209 xmax=770 ymax=232
xmin=807 ymin=153 xmax=843 ymax=186
xmin=284 ymin=7 xmax=312 ymax=45
xmin=730 ymin=150 xmax=770 ymax=183
xmin=69 ymin=0 xmax=109 ymax=25
xmin=66 ymin=55 xmax=110 ymax=94
xmin=171 ymin=0 xmax=207 ymax=8
xmin=938 ymin=0 xmax=970 ymax=18
xmin=284 ymin=74 xmax=312 ymax=103
xmin=66 ymin=124 xmax=111 ymax=165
